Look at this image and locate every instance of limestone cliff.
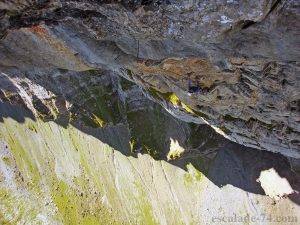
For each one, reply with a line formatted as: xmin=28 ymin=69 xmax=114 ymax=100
xmin=1 ymin=70 xmax=300 ymax=225
xmin=0 ymin=0 xmax=299 ymax=157
xmin=0 ymin=0 xmax=300 ymax=224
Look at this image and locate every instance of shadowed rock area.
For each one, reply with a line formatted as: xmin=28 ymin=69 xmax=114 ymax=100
xmin=0 ymin=0 xmax=300 ymax=224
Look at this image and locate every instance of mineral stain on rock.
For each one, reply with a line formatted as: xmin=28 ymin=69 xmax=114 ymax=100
xmin=0 ymin=0 xmax=300 ymax=224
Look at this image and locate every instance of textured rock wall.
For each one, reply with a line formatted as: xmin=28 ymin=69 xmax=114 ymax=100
xmin=2 ymin=113 xmax=299 ymax=225
xmin=0 ymin=1 xmax=300 ymax=223
xmin=0 ymin=70 xmax=227 ymax=159
xmin=1 ymin=71 xmax=300 ymax=225
xmin=0 ymin=0 xmax=299 ymax=157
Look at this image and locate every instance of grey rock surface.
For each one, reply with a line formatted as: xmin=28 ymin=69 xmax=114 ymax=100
xmin=0 ymin=0 xmax=299 ymax=157
xmin=0 ymin=2 xmax=300 ymax=223
xmin=0 ymin=68 xmax=300 ymax=224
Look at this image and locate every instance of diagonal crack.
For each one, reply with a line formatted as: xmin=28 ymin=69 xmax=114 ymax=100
xmin=160 ymin=161 xmax=188 ymax=224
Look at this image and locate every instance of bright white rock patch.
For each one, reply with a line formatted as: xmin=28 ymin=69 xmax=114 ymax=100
xmin=257 ymin=168 xmax=295 ymax=200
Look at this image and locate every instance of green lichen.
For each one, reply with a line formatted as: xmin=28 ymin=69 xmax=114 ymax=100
xmin=144 ymin=145 xmax=158 ymax=158
xmin=129 ymin=139 xmax=136 ymax=154
xmin=220 ymin=126 xmax=232 ymax=135
xmin=50 ymin=180 xmax=113 ymax=225
xmin=68 ymin=111 xmax=76 ymax=123
xmin=148 ymin=88 xmax=209 ymax=120
xmin=92 ymin=113 xmax=105 ymax=128
xmin=150 ymin=88 xmax=195 ymax=114
xmin=133 ymin=182 xmax=158 ymax=225
xmin=2 ymin=157 xmax=12 ymax=165
xmin=223 ymin=114 xmax=238 ymax=121
xmin=184 ymin=173 xmax=193 ymax=184
xmin=148 ymin=87 xmax=162 ymax=100
xmin=0 ymin=188 xmax=40 ymax=224
xmin=193 ymin=110 xmax=209 ymax=120
xmin=2 ymin=121 xmax=41 ymax=188
xmin=0 ymin=99 xmax=210 ymax=224
xmin=184 ymin=163 xmax=203 ymax=185
xmin=120 ymin=77 xmax=135 ymax=91
xmin=126 ymin=69 xmax=133 ymax=77
xmin=27 ymin=122 xmax=37 ymax=133
xmin=67 ymin=74 xmax=124 ymax=127
xmin=0 ymin=189 xmax=22 ymax=224
xmin=126 ymin=107 xmax=166 ymax=159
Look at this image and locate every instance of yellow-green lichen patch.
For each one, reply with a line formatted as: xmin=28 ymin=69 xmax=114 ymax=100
xmin=164 ymin=93 xmax=195 ymax=114
xmin=132 ymin=182 xmax=158 ymax=225
xmin=184 ymin=173 xmax=193 ymax=184
xmin=0 ymin=188 xmax=43 ymax=225
xmin=64 ymin=73 xmax=125 ymax=128
xmin=50 ymin=180 xmax=78 ymax=224
xmin=49 ymin=168 xmax=122 ymax=225
xmin=129 ymin=139 xmax=136 ymax=154
xmin=2 ymin=156 xmax=12 ymax=165
xmin=144 ymin=145 xmax=159 ymax=158
xmin=126 ymin=69 xmax=133 ymax=77
xmin=148 ymin=88 xmax=210 ymax=120
xmin=0 ymin=189 xmax=23 ymax=224
xmin=126 ymin=106 xmax=168 ymax=158
xmin=224 ymin=114 xmax=238 ymax=122
xmin=219 ymin=126 xmax=232 ymax=135
xmin=0 ymin=113 xmax=209 ymax=224
xmin=27 ymin=122 xmax=38 ymax=133
xmin=148 ymin=88 xmax=195 ymax=115
xmin=92 ymin=113 xmax=105 ymax=128
xmin=186 ymin=163 xmax=202 ymax=182
xmin=0 ymin=119 xmax=42 ymax=190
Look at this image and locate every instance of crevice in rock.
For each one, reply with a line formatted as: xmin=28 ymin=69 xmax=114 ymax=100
xmin=241 ymin=20 xmax=256 ymax=30
xmin=266 ymin=0 xmax=283 ymax=17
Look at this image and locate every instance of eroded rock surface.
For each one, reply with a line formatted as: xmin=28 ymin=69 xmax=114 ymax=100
xmin=1 ymin=70 xmax=300 ymax=225
xmin=0 ymin=0 xmax=299 ymax=157
xmin=0 ymin=1 xmax=300 ymax=224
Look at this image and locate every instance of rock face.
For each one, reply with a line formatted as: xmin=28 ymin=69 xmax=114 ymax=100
xmin=0 ymin=70 xmax=227 ymax=159
xmin=1 ymin=70 xmax=300 ymax=225
xmin=0 ymin=0 xmax=299 ymax=157
xmin=0 ymin=0 xmax=300 ymax=224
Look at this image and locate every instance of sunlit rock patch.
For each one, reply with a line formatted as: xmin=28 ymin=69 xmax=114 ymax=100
xmin=257 ymin=168 xmax=295 ymax=200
